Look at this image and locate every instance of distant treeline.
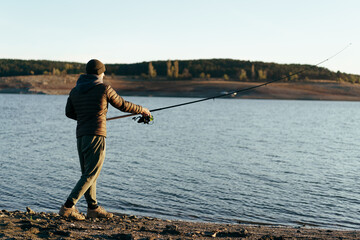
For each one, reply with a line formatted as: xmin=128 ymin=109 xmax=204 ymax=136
xmin=0 ymin=58 xmax=359 ymax=83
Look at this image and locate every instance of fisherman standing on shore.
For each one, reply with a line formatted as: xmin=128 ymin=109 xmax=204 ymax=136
xmin=60 ymin=59 xmax=151 ymax=220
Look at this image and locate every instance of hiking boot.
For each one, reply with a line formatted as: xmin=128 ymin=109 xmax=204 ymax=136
xmin=87 ymin=206 xmax=113 ymax=219
xmin=59 ymin=205 xmax=85 ymax=220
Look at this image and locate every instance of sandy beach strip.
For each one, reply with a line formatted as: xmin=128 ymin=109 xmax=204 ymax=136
xmin=2 ymin=75 xmax=360 ymax=101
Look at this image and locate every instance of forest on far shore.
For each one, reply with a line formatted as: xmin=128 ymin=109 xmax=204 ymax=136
xmin=0 ymin=58 xmax=359 ymax=84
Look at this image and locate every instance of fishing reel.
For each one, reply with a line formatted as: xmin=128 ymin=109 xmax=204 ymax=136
xmin=132 ymin=115 xmax=154 ymax=124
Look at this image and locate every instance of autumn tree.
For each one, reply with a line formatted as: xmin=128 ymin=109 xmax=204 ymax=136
xmin=251 ymin=64 xmax=256 ymax=80
xmin=174 ymin=60 xmax=179 ymax=78
xmin=287 ymin=72 xmax=298 ymax=81
xmin=52 ymin=68 xmax=61 ymax=75
xmin=166 ymin=60 xmax=180 ymax=79
xmin=166 ymin=60 xmax=172 ymax=78
xmin=148 ymin=62 xmax=157 ymax=78
xmin=180 ymin=68 xmax=192 ymax=79
xmin=238 ymin=69 xmax=247 ymax=81
xmin=258 ymin=69 xmax=267 ymax=80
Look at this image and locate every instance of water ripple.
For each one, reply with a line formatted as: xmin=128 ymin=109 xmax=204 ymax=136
xmin=1 ymin=95 xmax=360 ymax=229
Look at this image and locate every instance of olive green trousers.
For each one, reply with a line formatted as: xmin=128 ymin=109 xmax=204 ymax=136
xmin=67 ymin=135 xmax=106 ymax=206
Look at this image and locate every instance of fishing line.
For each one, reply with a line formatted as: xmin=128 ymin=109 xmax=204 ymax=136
xmin=107 ymin=43 xmax=352 ymax=122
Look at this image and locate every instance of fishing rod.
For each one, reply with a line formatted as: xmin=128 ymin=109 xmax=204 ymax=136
xmin=107 ymin=43 xmax=352 ymax=123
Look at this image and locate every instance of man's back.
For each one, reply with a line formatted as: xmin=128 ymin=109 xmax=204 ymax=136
xmin=66 ymin=74 xmax=144 ymax=138
xmin=67 ymin=83 xmax=109 ymax=138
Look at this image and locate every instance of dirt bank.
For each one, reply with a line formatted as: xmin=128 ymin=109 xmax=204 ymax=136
xmin=1 ymin=209 xmax=359 ymax=240
xmin=1 ymin=75 xmax=360 ymax=101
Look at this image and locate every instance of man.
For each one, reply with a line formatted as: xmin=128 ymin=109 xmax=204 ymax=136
xmin=60 ymin=59 xmax=151 ymax=220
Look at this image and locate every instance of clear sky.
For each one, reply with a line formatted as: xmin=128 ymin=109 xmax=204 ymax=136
xmin=1 ymin=0 xmax=359 ymax=74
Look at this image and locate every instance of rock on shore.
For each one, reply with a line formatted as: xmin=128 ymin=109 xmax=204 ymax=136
xmin=1 ymin=209 xmax=359 ymax=240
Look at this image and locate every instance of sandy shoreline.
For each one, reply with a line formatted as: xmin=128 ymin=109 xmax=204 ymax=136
xmin=1 ymin=209 xmax=359 ymax=240
xmin=1 ymin=75 xmax=360 ymax=101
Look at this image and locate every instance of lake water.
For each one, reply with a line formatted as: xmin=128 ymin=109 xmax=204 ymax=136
xmin=1 ymin=94 xmax=360 ymax=230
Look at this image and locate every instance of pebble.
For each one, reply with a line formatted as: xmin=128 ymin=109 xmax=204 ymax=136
xmin=28 ymin=227 xmax=40 ymax=234
xmin=110 ymin=233 xmax=133 ymax=240
xmin=26 ymin=207 xmax=35 ymax=214
xmin=53 ymin=230 xmax=71 ymax=237
xmin=203 ymin=231 xmax=217 ymax=237
xmin=161 ymin=225 xmax=180 ymax=235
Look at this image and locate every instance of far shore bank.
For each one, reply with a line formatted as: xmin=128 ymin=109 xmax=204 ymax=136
xmin=1 ymin=75 xmax=360 ymax=101
xmin=1 ymin=209 xmax=359 ymax=239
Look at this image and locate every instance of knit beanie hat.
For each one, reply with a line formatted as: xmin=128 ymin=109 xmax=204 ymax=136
xmin=86 ymin=59 xmax=106 ymax=75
